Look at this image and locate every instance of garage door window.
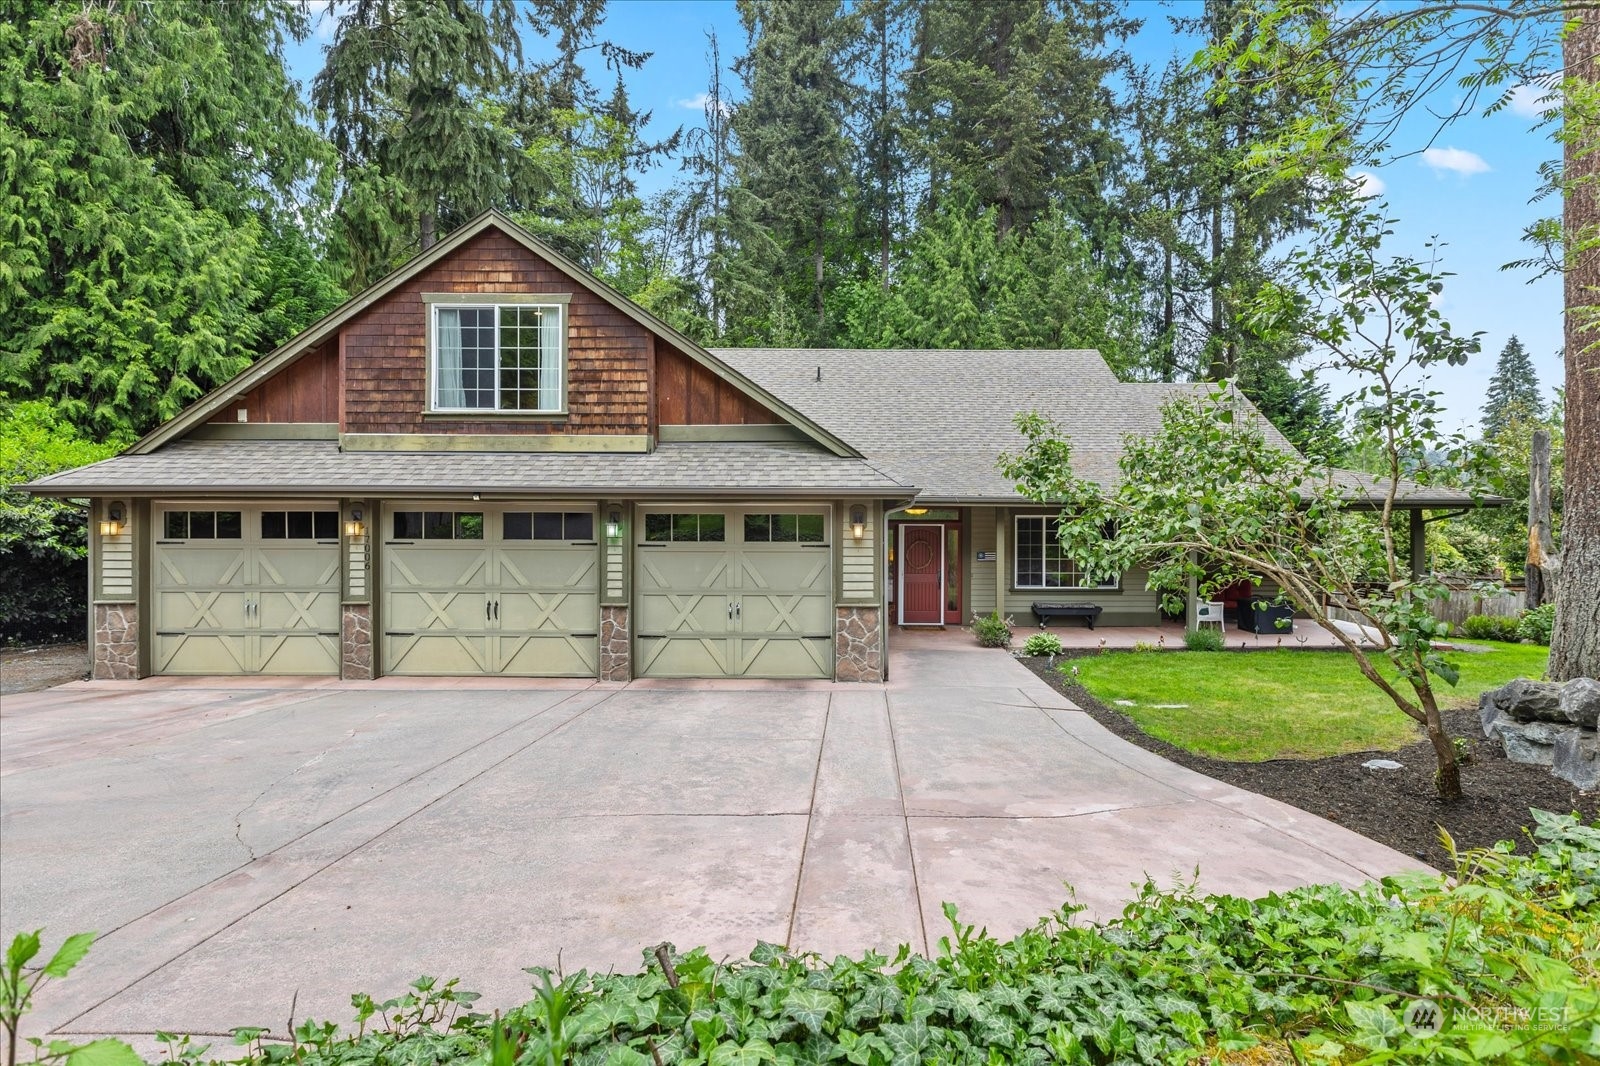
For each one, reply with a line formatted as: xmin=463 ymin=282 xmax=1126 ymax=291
xmin=744 ymin=513 xmax=825 ymax=543
xmin=261 ymin=510 xmax=338 ymax=540
xmin=503 ymin=511 xmax=594 ymax=541
xmin=644 ymin=513 xmax=725 ymax=542
xmin=163 ymin=510 xmax=243 ymax=539
xmin=392 ymin=511 xmax=485 ymax=540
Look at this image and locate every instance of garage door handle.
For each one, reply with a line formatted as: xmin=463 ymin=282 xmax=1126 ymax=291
xmin=493 ymin=600 xmax=499 ymax=620
xmin=486 ymin=601 xmax=491 ymax=621
xmin=734 ymin=602 xmax=741 ymax=619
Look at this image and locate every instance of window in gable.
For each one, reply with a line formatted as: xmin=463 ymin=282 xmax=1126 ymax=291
xmin=433 ymin=302 xmax=563 ymax=413
xmin=1013 ymin=515 xmax=1118 ymax=591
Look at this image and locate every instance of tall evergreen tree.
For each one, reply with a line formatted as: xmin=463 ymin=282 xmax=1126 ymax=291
xmin=1130 ymin=1 xmax=1330 ymax=384
xmin=506 ymin=0 xmax=677 ymax=269
xmin=848 ymin=0 xmax=914 ymax=281
xmin=834 ymin=191 xmax=1144 ymax=367
xmin=907 ymin=0 xmax=1136 ymax=246
xmin=724 ymin=0 xmax=857 ymax=343
xmin=1479 ymin=334 xmax=1544 ymax=438
xmin=663 ymin=32 xmax=735 ymax=335
xmin=314 ymin=0 xmax=524 ymax=284
xmin=0 ymin=0 xmax=341 ymax=437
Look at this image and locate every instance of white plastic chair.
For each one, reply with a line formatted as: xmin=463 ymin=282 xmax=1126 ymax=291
xmin=1196 ymin=601 xmax=1225 ymax=631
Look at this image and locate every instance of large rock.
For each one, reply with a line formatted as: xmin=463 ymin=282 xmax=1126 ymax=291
xmin=1495 ymin=720 xmax=1563 ymax=766
xmin=1559 ymin=677 xmax=1600 ymax=729
xmin=1479 ymin=691 xmax=1504 ymax=738
xmin=1493 ymin=678 xmax=1568 ymax=723
xmin=1552 ymin=728 xmax=1600 ymax=790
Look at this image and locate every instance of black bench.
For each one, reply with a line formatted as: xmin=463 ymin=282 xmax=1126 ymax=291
xmin=1031 ymin=602 xmax=1103 ymax=630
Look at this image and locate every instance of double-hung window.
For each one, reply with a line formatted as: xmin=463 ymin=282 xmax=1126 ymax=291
xmin=431 ymin=300 xmax=564 ymax=413
xmin=1013 ymin=515 xmax=1118 ymax=591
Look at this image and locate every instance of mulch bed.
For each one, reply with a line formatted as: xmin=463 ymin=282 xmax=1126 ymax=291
xmin=1018 ymin=652 xmax=1597 ymax=869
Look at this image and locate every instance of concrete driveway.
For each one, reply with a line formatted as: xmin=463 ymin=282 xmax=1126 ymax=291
xmin=0 ymin=641 xmax=1426 ymax=1040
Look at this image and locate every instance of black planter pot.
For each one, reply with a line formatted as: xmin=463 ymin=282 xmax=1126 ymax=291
xmin=1240 ymin=603 xmax=1294 ymax=634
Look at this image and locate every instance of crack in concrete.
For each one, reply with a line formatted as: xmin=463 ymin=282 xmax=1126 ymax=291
xmin=57 ymin=686 xmax=613 ymax=1035
xmin=231 ymin=711 xmax=384 ymax=861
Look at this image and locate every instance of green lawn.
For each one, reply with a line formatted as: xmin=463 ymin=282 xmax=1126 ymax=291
xmin=1067 ymin=641 xmax=1550 ymax=761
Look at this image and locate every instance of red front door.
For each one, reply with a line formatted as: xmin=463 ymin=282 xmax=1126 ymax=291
xmin=900 ymin=524 xmax=944 ymax=624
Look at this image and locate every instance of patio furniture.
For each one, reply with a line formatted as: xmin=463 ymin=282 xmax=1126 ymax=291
xmin=1241 ymin=601 xmax=1295 ymax=634
xmin=1031 ymin=602 xmax=1103 ymax=629
xmin=1195 ymin=601 xmax=1225 ymax=631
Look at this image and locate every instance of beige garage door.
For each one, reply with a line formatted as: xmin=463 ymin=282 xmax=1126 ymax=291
xmin=635 ymin=508 xmax=832 ymax=679
xmin=152 ymin=505 xmax=341 ymax=675
xmin=381 ymin=505 xmax=599 ymax=676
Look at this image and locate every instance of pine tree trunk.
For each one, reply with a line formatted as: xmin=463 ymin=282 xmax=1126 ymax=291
xmin=1552 ymin=14 xmax=1600 ymax=681
xmin=420 ymin=210 xmax=436 ymax=252
xmin=1208 ymin=197 xmax=1225 ymax=379
xmin=1527 ymin=428 xmax=1558 ymax=609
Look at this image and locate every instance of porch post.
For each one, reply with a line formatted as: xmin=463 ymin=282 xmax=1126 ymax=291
xmin=994 ymin=508 xmax=1007 ymax=617
xmin=1409 ymin=509 xmax=1426 ymax=581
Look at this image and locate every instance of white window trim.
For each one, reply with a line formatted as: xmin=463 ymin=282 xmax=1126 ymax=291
xmin=423 ymin=293 xmax=571 ymax=416
xmin=1012 ymin=514 xmax=1119 ymax=591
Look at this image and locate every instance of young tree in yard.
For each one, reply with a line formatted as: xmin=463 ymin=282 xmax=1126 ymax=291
xmin=1001 ymin=197 xmax=1481 ymax=800
xmin=1201 ymin=1 xmax=1598 ymax=681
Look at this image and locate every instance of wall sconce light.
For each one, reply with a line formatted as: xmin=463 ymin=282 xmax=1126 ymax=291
xmin=98 ymin=501 xmax=125 ymax=538
xmin=344 ymin=507 xmax=365 ymax=539
xmin=849 ymin=505 xmax=866 ymax=541
xmin=605 ymin=509 xmax=622 ymax=541
xmin=904 ymin=507 xmax=928 ymax=517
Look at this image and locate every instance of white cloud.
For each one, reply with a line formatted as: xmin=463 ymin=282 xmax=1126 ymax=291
xmin=1421 ymin=146 xmax=1491 ymax=177
xmin=1508 ymin=81 xmax=1560 ymax=119
xmin=1350 ymin=170 xmax=1385 ymax=197
xmin=676 ymin=91 xmax=733 ymax=116
xmin=304 ymin=0 xmax=341 ymax=40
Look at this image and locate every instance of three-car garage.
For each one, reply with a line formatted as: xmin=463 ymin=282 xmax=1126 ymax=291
xmin=146 ymin=499 xmax=841 ymax=681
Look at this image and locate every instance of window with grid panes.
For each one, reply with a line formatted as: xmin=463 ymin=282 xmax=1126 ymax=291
xmin=1013 ymin=516 xmax=1118 ymax=590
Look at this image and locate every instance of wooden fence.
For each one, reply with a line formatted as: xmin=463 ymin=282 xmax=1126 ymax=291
xmin=1433 ymin=587 xmax=1525 ymax=625
xmin=1324 ymin=586 xmax=1524 ymax=628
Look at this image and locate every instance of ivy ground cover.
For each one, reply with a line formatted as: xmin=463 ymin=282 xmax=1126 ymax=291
xmin=10 ymin=815 xmax=1596 ymax=1066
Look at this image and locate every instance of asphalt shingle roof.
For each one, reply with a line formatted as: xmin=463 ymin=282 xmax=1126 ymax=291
xmin=28 ymin=347 xmax=1490 ymax=508
xmin=26 ymin=440 xmax=910 ymax=497
xmin=720 ymin=349 xmax=1488 ymax=507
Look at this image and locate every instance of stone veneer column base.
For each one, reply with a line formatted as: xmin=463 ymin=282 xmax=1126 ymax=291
xmin=342 ymin=603 xmax=374 ymax=680
xmin=600 ymin=605 xmax=631 ymax=681
xmin=834 ymin=605 xmax=884 ymax=682
xmin=93 ymin=602 xmax=139 ymax=680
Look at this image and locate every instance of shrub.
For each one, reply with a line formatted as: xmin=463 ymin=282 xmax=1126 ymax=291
xmin=1184 ymin=626 xmax=1226 ymax=651
xmin=0 ymin=402 xmax=121 ymax=643
xmin=1131 ymin=640 xmax=1158 ymax=653
xmin=1462 ymin=613 xmax=1522 ymax=642
xmin=971 ymin=611 xmax=1012 ymax=648
xmin=1516 ymin=603 xmax=1556 ymax=645
xmin=1021 ymin=632 xmax=1063 ymax=657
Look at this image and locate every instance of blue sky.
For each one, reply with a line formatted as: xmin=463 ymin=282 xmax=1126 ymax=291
xmin=288 ymin=0 xmax=1561 ymax=436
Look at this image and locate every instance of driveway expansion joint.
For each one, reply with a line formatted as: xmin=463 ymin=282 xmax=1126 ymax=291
xmin=785 ymin=693 xmax=833 ymax=948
